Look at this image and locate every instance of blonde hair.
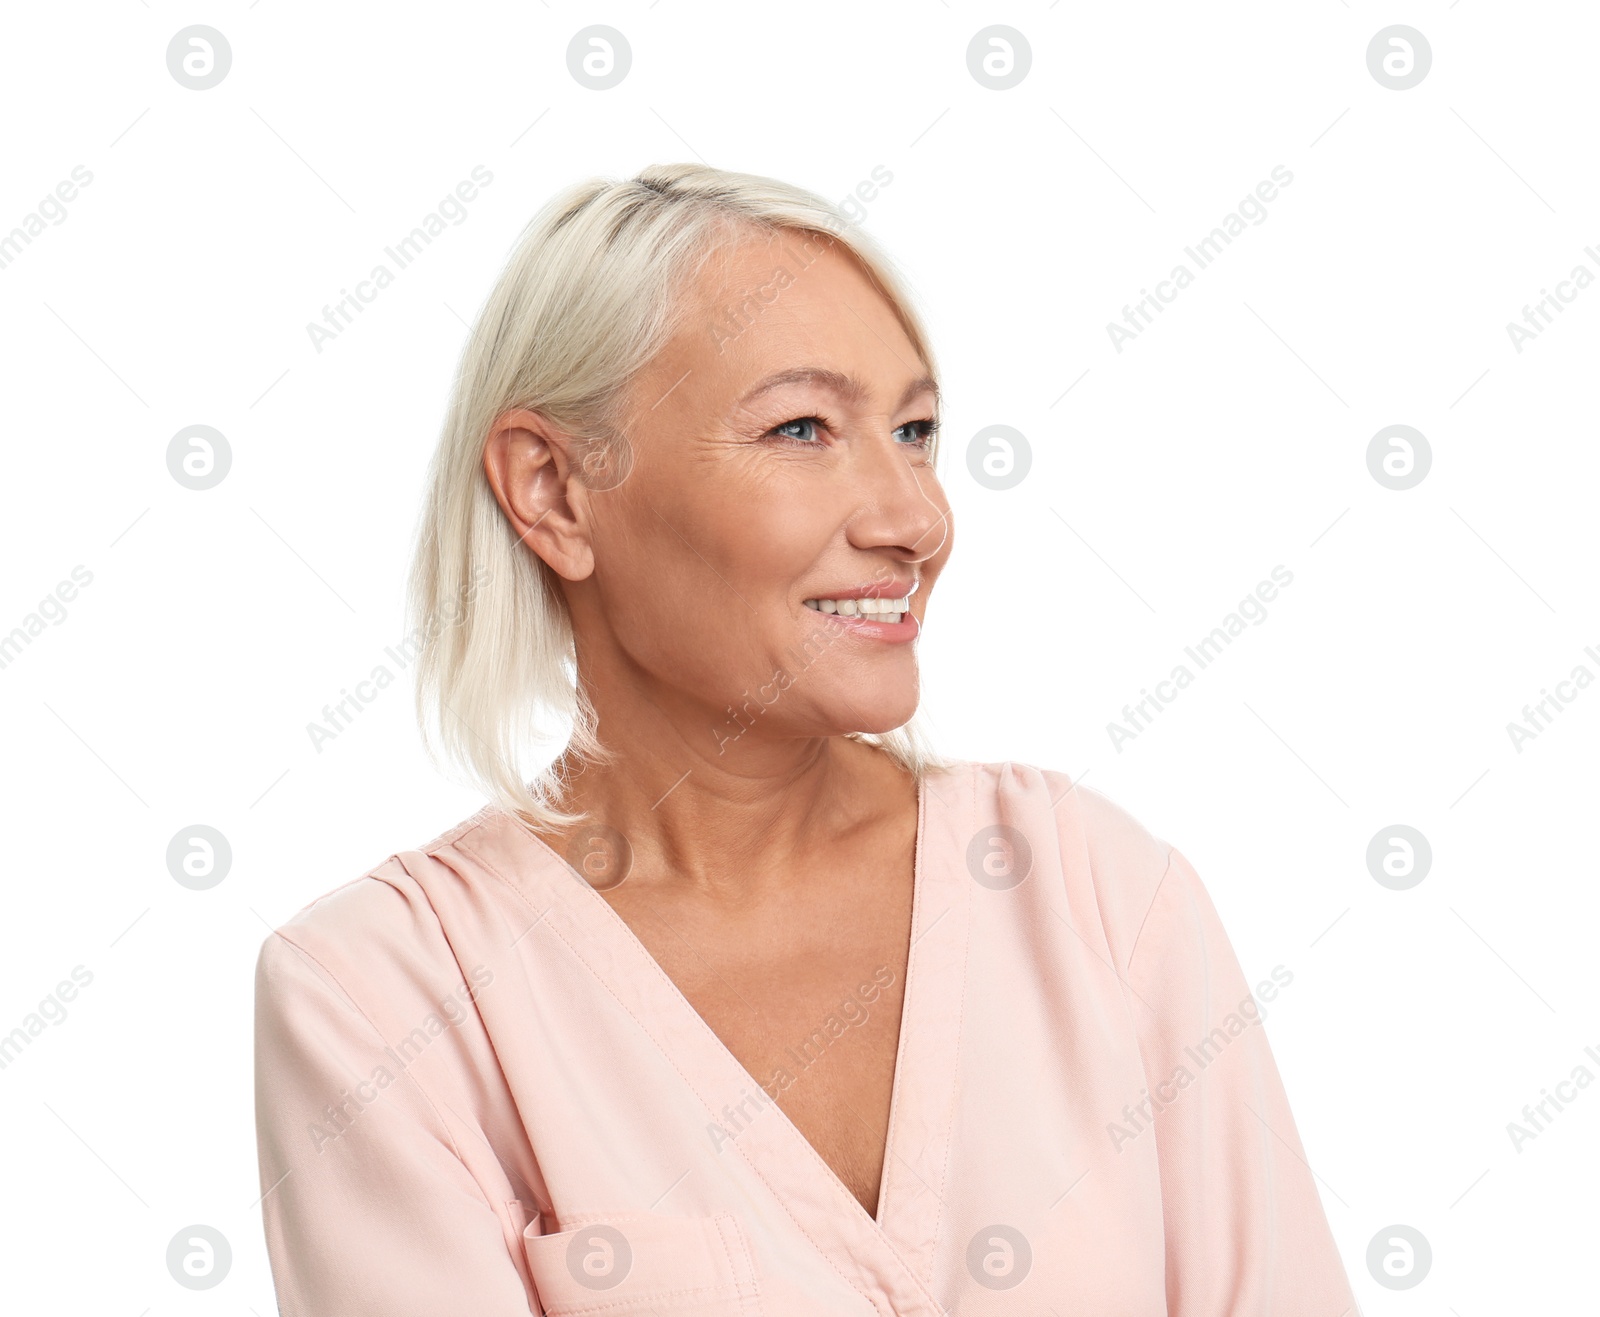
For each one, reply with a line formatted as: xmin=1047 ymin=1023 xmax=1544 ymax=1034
xmin=407 ymin=162 xmax=955 ymax=832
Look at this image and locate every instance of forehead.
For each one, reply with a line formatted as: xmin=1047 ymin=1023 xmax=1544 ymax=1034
xmin=641 ymin=229 xmax=925 ymax=412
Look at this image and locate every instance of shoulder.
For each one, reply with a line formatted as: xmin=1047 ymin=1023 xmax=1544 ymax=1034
xmin=959 ymin=758 xmax=1176 ymax=870
xmin=959 ymin=758 xmax=1180 ymax=967
xmin=254 ymin=804 xmax=505 ymax=1006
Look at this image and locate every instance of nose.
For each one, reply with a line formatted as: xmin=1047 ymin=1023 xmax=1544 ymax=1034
xmin=843 ymin=429 xmax=950 ymax=567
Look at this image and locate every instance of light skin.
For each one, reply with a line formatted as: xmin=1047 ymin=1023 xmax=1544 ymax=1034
xmin=481 ymin=224 xmax=954 ymax=1218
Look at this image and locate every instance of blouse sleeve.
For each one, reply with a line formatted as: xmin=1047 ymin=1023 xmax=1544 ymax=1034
xmin=1123 ymin=846 xmax=1357 ymax=1315
xmin=253 ymin=929 xmax=536 ymax=1316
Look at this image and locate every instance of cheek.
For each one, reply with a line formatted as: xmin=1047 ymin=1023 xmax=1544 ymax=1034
xmin=632 ymin=475 xmax=833 ymax=607
xmin=591 ymin=522 xmax=778 ymax=686
xmin=588 ymin=461 xmax=846 ymax=685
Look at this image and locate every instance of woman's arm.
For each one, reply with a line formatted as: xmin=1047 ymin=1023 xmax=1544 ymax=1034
xmin=254 ymin=929 xmax=537 ymax=1316
xmin=1124 ymin=847 xmax=1357 ymax=1314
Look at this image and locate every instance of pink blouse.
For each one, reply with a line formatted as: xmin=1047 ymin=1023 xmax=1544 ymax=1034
xmin=254 ymin=759 xmax=1356 ymax=1314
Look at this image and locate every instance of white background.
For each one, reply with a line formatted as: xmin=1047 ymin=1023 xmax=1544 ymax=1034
xmin=1 ymin=1 xmax=1596 ymax=1311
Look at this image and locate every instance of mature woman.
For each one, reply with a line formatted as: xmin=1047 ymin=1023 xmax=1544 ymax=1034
xmin=253 ymin=164 xmax=1356 ymax=1315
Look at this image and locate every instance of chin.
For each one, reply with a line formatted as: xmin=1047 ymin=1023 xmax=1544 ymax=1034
xmin=823 ymin=695 xmax=918 ymax=737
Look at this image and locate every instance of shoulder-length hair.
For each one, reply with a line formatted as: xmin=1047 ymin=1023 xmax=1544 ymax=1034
xmin=407 ymin=162 xmax=955 ymax=832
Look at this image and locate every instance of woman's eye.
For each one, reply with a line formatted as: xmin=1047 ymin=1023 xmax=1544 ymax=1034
xmin=767 ymin=417 xmax=825 ymax=445
xmin=763 ymin=416 xmax=939 ymax=448
xmin=895 ymin=418 xmax=940 ymax=447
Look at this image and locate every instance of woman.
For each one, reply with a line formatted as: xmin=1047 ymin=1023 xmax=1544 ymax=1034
xmin=254 ymin=163 xmax=1356 ymax=1315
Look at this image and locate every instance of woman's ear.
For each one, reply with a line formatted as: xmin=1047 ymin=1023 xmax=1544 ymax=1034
xmin=482 ymin=409 xmax=596 ymax=582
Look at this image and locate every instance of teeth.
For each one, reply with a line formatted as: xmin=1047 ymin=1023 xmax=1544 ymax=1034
xmin=804 ymin=595 xmax=911 ymax=618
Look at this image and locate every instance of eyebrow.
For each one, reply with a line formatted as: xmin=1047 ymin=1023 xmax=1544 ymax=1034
xmin=734 ymin=366 xmax=940 ymax=413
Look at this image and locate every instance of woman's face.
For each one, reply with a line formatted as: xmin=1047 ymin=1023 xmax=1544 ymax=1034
xmin=503 ymin=226 xmax=953 ymax=758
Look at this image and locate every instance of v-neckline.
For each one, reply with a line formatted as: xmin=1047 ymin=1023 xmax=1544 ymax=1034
xmin=870 ymin=765 xmax=926 ymax=1227
xmin=462 ymin=760 xmax=971 ymax=1314
xmin=515 ymin=765 xmax=930 ymax=1229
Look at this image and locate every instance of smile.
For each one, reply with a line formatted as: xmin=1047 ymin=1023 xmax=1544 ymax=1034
xmin=802 ymin=595 xmax=912 ymax=624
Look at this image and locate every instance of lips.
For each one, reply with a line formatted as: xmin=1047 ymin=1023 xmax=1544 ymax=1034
xmin=799 ymin=591 xmax=920 ymax=642
xmin=808 ymin=604 xmax=921 ymax=641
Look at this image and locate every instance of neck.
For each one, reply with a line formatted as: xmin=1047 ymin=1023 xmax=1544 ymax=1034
xmin=546 ymin=733 xmax=901 ymax=900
